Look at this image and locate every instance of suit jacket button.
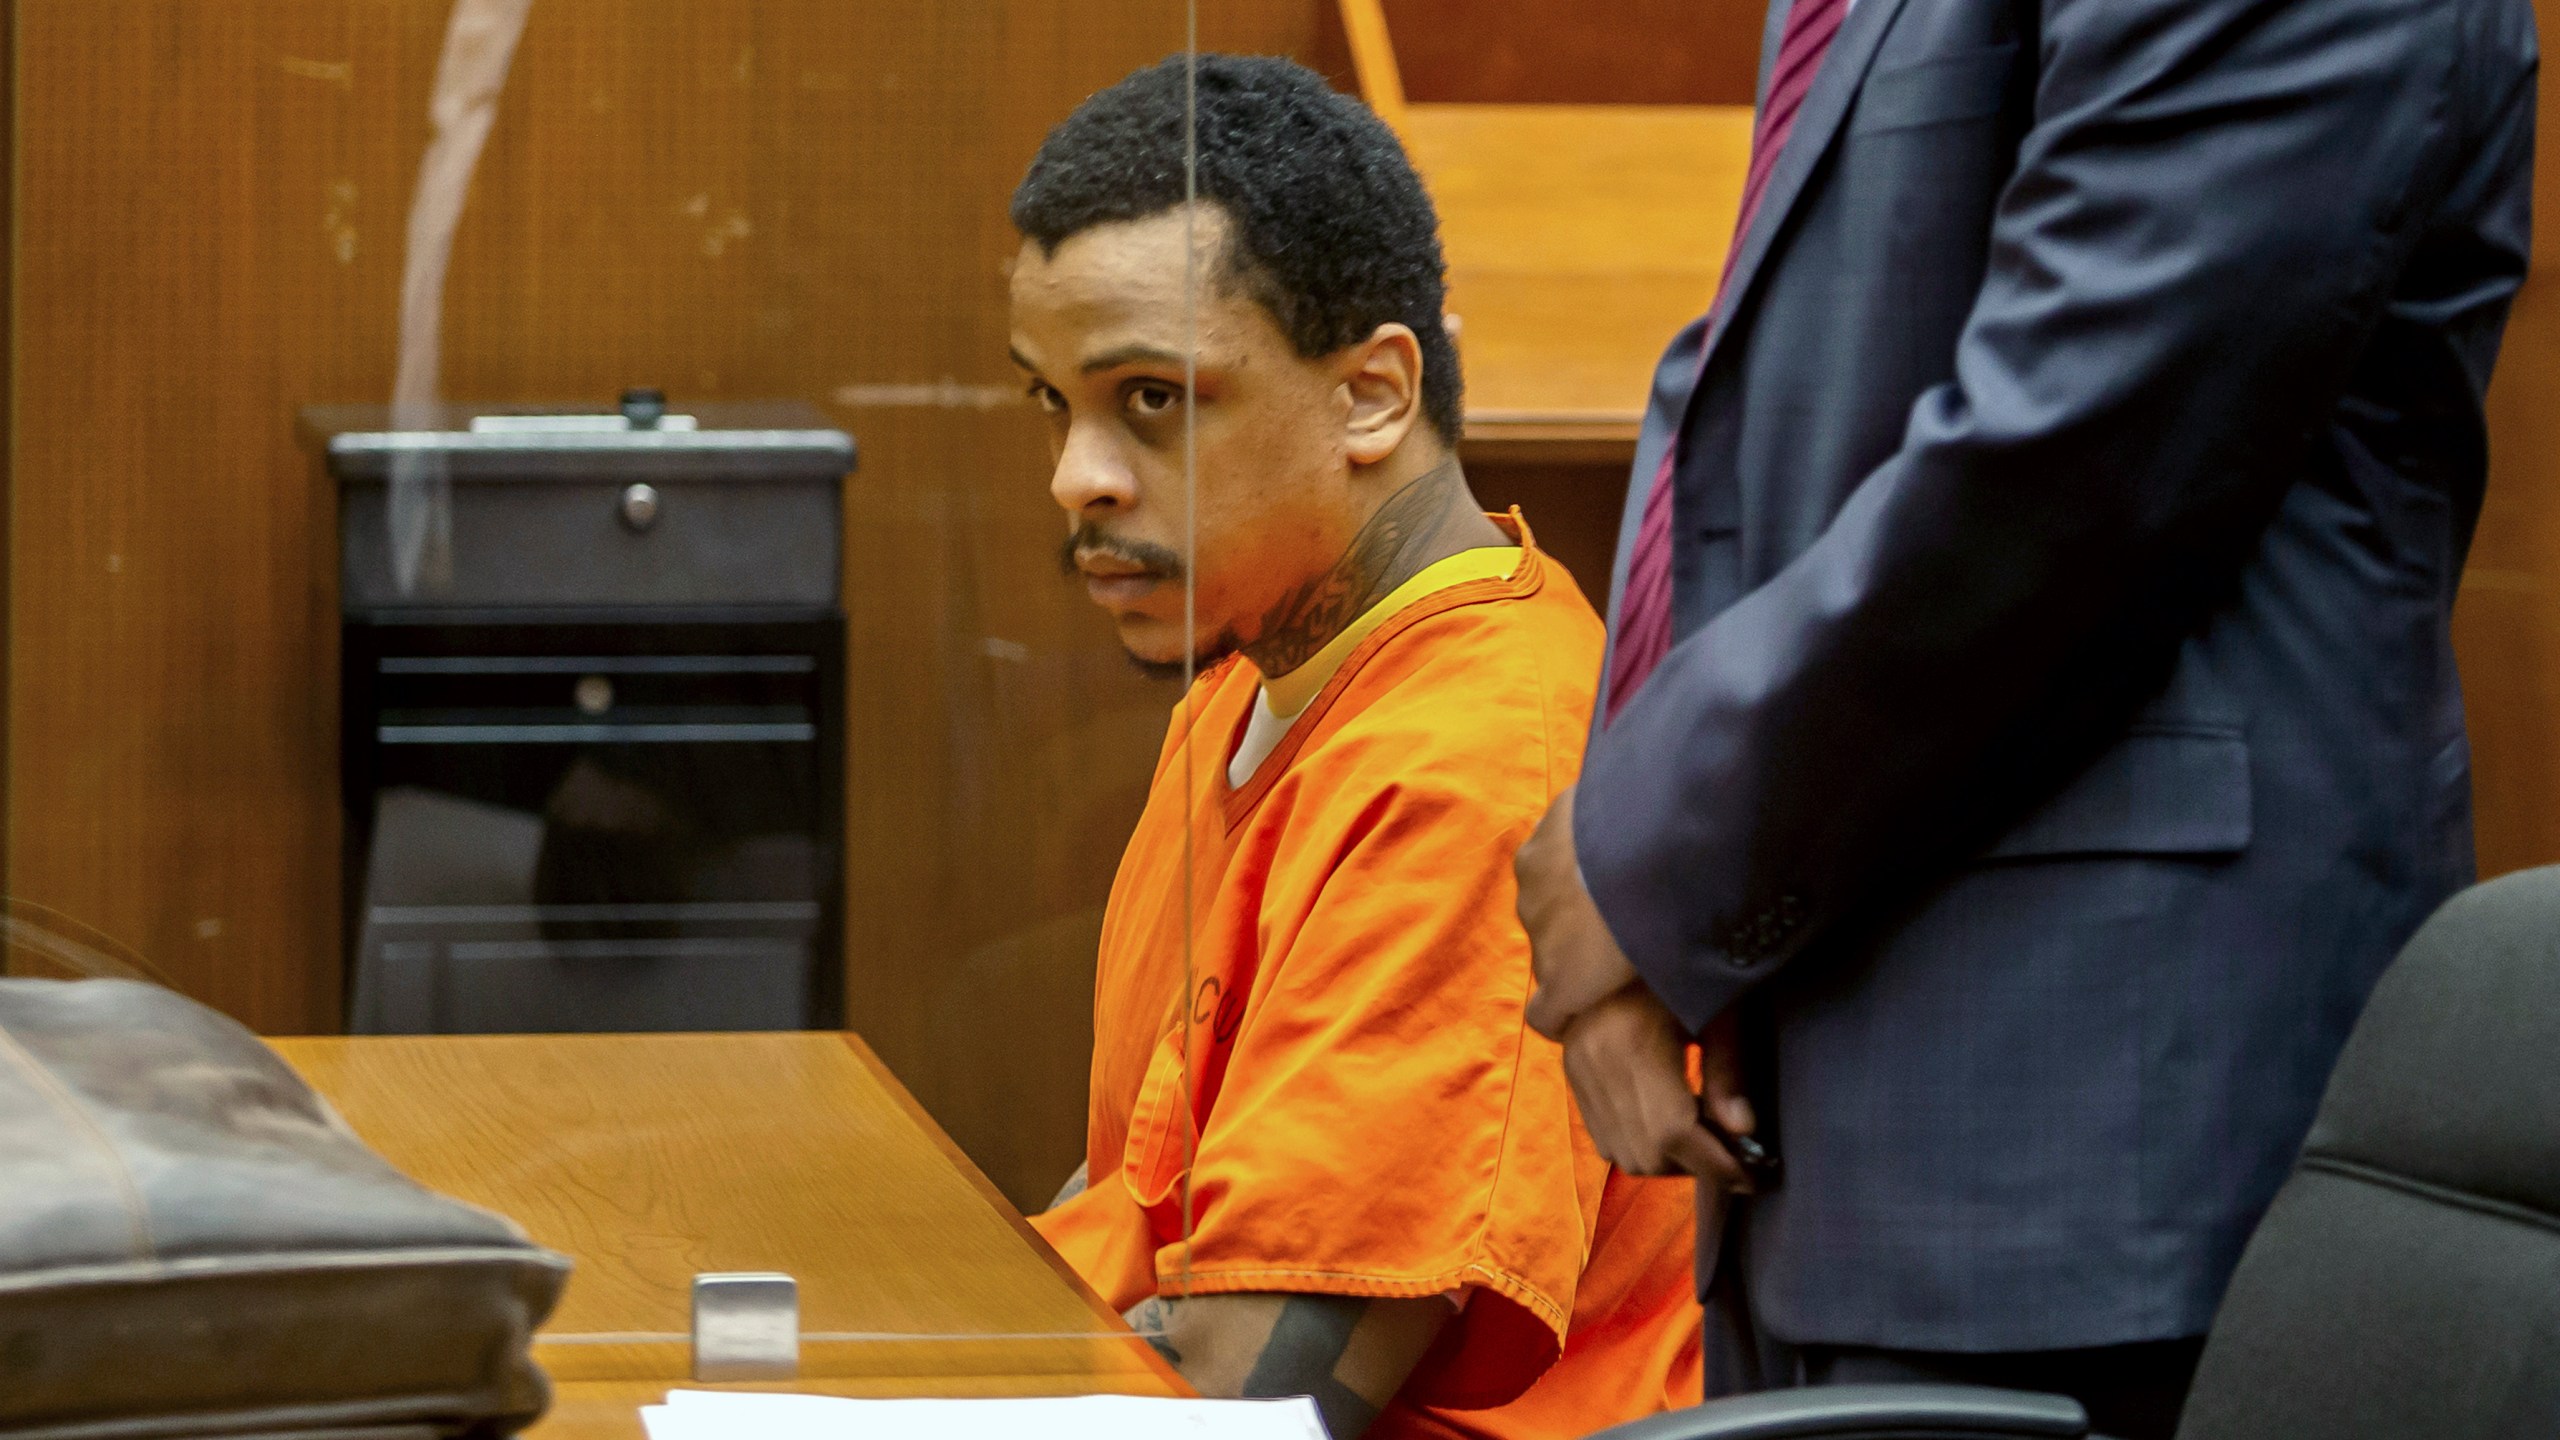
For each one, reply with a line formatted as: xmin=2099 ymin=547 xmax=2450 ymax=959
xmin=1772 ymin=895 xmax=1807 ymax=937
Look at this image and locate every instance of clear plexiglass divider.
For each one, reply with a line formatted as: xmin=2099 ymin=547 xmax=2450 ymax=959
xmin=2 ymin=0 xmax=1230 ymax=1401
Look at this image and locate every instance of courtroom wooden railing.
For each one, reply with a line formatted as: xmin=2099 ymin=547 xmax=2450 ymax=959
xmin=1340 ymin=0 xmax=1754 ymax=462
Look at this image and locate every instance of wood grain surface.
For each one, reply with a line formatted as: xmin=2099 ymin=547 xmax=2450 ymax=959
xmin=1336 ymin=0 xmax=1408 ymax=130
xmin=1404 ymin=93 xmax=1748 ymax=591
xmin=1314 ymin=0 xmax=1769 ymax=107
xmin=270 ymin=1030 xmax=1185 ymax=1409
xmin=1412 ymin=102 xmax=1754 ymax=449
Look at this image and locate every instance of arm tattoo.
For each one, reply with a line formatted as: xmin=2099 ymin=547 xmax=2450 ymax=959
xmin=1243 ymin=1295 xmax=1380 ymax=1440
xmin=1121 ymin=1291 xmax=1442 ymax=1438
xmin=1245 ymin=460 xmax=1467 ymax=678
xmin=1124 ymin=1295 xmax=1183 ymax=1367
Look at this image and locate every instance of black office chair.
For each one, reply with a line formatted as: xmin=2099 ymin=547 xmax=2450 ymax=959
xmin=1591 ymin=865 xmax=2560 ymax=1440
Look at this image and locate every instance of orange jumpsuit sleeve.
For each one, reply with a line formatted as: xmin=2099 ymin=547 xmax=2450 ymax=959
xmin=1129 ymin=750 xmax=1598 ymax=1410
xmin=1032 ymin=1173 xmax=1162 ymax=1317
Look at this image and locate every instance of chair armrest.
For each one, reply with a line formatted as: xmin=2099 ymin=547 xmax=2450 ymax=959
xmin=1584 ymin=1383 xmax=2090 ymax=1440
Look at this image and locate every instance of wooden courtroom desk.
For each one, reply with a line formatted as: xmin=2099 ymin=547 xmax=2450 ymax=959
xmin=270 ymin=1033 xmax=1184 ymax=1438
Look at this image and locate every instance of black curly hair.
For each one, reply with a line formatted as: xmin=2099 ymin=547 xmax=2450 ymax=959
xmin=1011 ymin=53 xmax=1463 ymax=445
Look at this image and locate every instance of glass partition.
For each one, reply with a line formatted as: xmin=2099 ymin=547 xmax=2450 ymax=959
xmin=0 ymin=0 xmax=1246 ymax=1392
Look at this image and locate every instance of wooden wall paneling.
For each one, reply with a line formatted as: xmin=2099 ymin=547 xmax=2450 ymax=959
xmin=2460 ymin=0 xmax=2560 ymax=878
xmin=10 ymin=0 xmax=1325 ymax=1209
xmin=1334 ymin=0 xmax=1407 ymax=127
xmin=1313 ymin=0 xmax=1768 ymax=106
xmin=1412 ymin=100 xmax=1751 ymax=440
xmin=9 ymin=0 xmax=435 ymax=1027
xmin=1319 ymin=6 xmax=1764 ymax=622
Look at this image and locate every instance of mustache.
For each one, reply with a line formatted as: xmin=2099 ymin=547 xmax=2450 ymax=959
xmin=1058 ymin=525 xmax=1187 ymax=581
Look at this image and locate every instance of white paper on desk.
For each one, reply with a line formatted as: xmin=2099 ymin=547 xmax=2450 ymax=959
xmin=639 ymin=1389 xmax=1333 ymax=1440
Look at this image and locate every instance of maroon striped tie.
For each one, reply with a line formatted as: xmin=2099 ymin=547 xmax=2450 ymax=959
xmin=1603 ymin=0 xmax=1852 ymax=725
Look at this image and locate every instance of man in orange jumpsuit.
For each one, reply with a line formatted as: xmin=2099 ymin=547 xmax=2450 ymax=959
xmin=1009 ymin=56 xmax=1701 ymax=1440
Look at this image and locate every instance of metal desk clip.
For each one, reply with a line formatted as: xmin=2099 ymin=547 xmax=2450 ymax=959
xmin=691 ymin=1272 xmax=800 ymax=1381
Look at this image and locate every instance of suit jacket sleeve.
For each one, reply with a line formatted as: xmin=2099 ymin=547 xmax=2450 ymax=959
xmin=1575 ymin=0 xmax=2535 ymax=1033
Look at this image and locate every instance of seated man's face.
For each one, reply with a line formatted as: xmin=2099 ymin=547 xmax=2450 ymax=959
xmin=1010 ymin=205 xmax=1369 ymax=679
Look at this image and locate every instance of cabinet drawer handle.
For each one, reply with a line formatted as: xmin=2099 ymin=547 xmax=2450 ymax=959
xmin=620 ymin=482 xmax=662 ymax=533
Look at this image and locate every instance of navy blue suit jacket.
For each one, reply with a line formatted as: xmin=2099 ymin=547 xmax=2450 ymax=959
xmin=1574 ymin=0 xmax=2537 ymax=1350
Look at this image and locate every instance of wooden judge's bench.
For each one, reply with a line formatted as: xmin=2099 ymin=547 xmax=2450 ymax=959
xmin=1330 ymin=0 xmax=1758 ymax=592
xmin=272 ymin=1034 xmax=1187 ymax=1438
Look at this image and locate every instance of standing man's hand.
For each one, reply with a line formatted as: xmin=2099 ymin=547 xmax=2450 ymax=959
xmin=1518 ymin=787 xmax=1759 ymax=1186
xmin=1559 ymin=989 xmax=1758 ymax=1186
xmin=1518 ymin=787 xmax=1639 ymax=1038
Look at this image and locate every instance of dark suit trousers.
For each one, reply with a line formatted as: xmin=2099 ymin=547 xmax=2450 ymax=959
xmin=1702 ymin=1197 xmax=2204 ymax=1439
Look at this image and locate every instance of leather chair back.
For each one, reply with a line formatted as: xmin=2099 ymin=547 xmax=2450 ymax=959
xmin=2176 ymin=865 xmax=2560 ymax=1438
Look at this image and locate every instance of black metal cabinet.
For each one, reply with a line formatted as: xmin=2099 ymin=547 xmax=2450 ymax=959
xmin=308 ymin=398 xmax=853 ymax=1034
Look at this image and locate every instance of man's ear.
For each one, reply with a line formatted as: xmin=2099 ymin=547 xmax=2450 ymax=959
xmin=1341 ymin=323 xmax=1426 ymax=467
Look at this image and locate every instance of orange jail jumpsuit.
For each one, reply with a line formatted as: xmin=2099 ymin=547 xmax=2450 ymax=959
xmin=1034 ymin=513 xmax=1704 ymax=1439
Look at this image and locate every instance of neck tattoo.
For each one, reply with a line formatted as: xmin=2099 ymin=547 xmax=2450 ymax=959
xmin=1246 ymin=459 xmax=1468 ymax=679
